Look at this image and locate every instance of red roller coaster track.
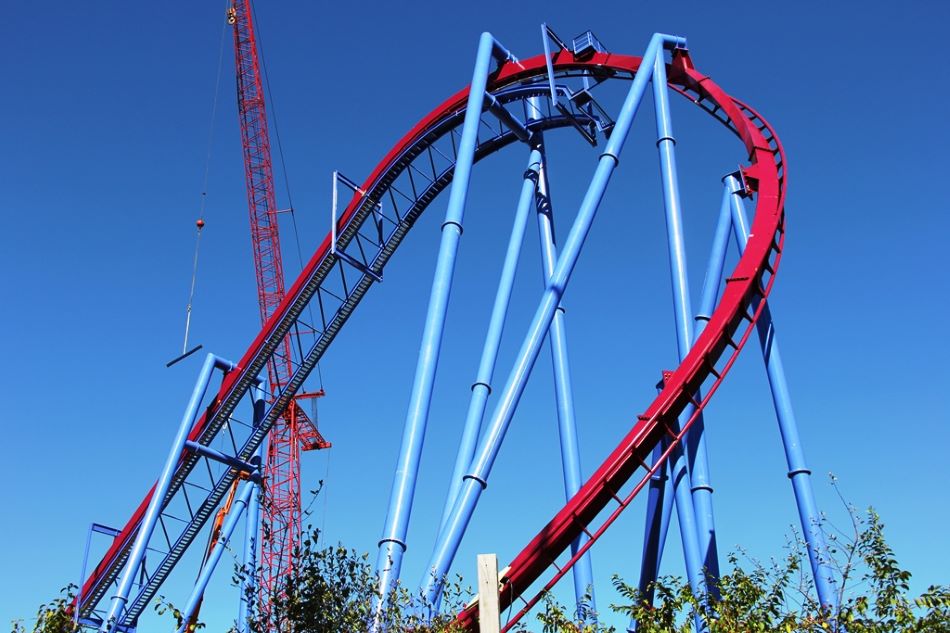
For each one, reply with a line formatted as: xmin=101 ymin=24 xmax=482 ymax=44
xmin=77 ymin=45 xmax=784 ymax=632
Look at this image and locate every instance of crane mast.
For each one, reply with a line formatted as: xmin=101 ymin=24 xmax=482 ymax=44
xmin=229 ymin=0 xmax=329 ymax=620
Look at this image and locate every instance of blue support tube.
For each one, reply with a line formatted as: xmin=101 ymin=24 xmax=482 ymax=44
xmin=695 ymin=182 xmax=736 ymax=329
xmin=725 ymin=174 xmax=839 ymax=612
xmin=531 ymin=103 xmax=596 ymax=619
xmin=630 ymin=374 xmax=681 ymax=631
xmin=375 ymin=32 xmax=515 ymax=606
xmin=77 ymin=524 xmax=121 ymax=627
xmin=100 ymin=353 xmax=235 ymax=633
xmin=420 ymin=33 xmax=687 ymax=608
xmin=238 ymin=385 xmax=265 ymax=632
xmin=77 ymin=530 xmax=94 ymax=627
xmin=176 ymin=480 xmax=257 ymax=633
xmin=634 ymin=173 xmax=737 ymax=633
xmin=632 ymin=442 xmax=673 ymax=614
xmin=627 ymin=173 xmax=732 ymax=631
xmin=238 ymin=483 xmax=261 ymax=631
xmin=184 ymin=441 xmax=261 ymax=480
xmin=650 ymin=51 xmax=714 ymax=604
xmin=484 ymin=92 xmax=532 ymax=142
xmin=439 ymin=147 xmax=542 ymax=532
xmin=633 ymin=169 xmax=736 ymax=633
xmin=77 ymin=526 xmax=96 ymax=627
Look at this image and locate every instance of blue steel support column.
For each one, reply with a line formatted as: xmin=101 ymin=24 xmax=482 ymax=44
xmin=632 ymin=174 xmax=735 ymax=633
xmin=375 ymin=32 xmax=517 ymax=605
xmin=725 ymin=174 xmax=839 ymax=612
xmin=176 ymin=481 xmax=257 ymax=633
xmin=238 ymin=385 xmax=266 ymax=632
xmin=630 ymin=442 xmax=673 ymax=625
xmin=439 ymin=146 xmax=542 ymax=532
xmin=630 ymin=380 xmax=682 ymax=631
xmin=531 ymin=98 xmax=596 ymax=619
xmin=100 ymin=353 xmax=234 ymax=633
xmin=651 ymin=50 xmax=717 ymax=601
xmin=420 ymin=34 xmax=687 ymax=608
xmin=238 ymin=474 xmax=262 ymax=631
xmin=77 ymin=525 xmax=97 ymax=627
xmin=694 ymin=182 xmax=736 ymax=332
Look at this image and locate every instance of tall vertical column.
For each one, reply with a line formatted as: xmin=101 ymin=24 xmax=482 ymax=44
xmin=375 ymin=32 xmax=517 ymax=607
xmin=651 ymin=50 xmax=715 ymax=603
xmin=693 ymin=181 xmax=736 ymax=334
xmin=632 ymin=172 xmax=736 ymax=633
xmin=725 ymin=174 xmax=838 ymax=612
xmin=629 ymin=373 xmax=676 ymax=632
xmin=239 ymin=384 xmax=266 ymax=632
xmin=531 ymin=98 xmax=596 ymax=619
xmin=420 ymin=34 xmax=687 ymax=609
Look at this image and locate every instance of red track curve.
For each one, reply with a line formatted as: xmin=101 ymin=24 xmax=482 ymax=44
xmin=78 ymin=47 xmax=786 ymax=630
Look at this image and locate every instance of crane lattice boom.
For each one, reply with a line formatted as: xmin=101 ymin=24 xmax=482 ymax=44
xmin=230 ymin=0 xmax=328 ymax=619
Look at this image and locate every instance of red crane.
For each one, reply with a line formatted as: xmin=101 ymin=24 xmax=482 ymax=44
xmin=229 ymin=0 xmax=329 ymax=620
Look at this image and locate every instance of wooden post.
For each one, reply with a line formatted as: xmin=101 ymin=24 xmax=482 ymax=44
xmin=477 ymin=553 xmax=500 ymax=633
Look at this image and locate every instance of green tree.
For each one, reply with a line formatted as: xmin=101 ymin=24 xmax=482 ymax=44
xmin=235 ymin=525 xmax=467 ymax=633
xmin=20 ymin=493 xmax=950 ymax=632
xmin=10 ymin=585 xmax=79 ymax=633
xmin=611 ymin=507 xmax=950 ymax=633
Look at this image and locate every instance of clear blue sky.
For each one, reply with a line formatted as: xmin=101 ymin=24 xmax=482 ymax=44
xmin=2 ymin=1 xmax=948 ymax=630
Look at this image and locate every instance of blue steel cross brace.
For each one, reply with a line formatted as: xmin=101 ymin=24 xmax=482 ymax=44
xmin=99 ymin=354 xmax=236 ymax=633
xmin=176 ymin=479 xmax=258 ymax=633
xmin=420 ymin=33 xmax=688 ymax=609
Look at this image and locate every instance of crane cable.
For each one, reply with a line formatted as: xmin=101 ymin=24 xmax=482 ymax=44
xmin=179 ymin=3 xmax=231 ymax=359
xmin=181 ymin=219 xmax=205 ymax=356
